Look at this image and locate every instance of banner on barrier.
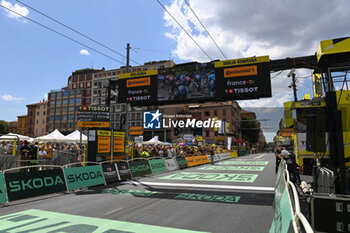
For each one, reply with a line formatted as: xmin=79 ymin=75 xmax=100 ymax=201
xmin=185 ymin=156 xmax=197 ymax=167
xmin=129 ymin=160 xmax=152 ymax=177
xmin=0 ymin=172 xmax=7 ymax=204
xmin=176 ymin=157 xmax=188 ymax=169
xmin=165 ymin=158 xmax=177 ymax=171
xmin=4 ymin=169 xmax=66 ymax=202
xmin=116 ymin=162 xmax=132 ymax=180
xmin=269 ymin=168 xmax=294 ymax=233
xmin=64 ymin=165 xmax=105 ymax=191
xmin=102 ymin=163 xmax=119 ymax=184
xmin=149 ymin=159 xmax=167 ymax=173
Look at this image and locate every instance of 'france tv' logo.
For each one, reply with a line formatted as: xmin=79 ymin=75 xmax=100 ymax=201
xmin=143 ymin=110 xmax=161 ymax=129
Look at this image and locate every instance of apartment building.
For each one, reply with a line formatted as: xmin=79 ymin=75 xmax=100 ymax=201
xmin=34 ymin=100 xmax=48 ymax=137
xmin=17 ymin=115 xmax=27 ymax=135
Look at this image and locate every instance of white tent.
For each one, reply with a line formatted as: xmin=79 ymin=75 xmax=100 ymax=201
xmin=65 ymin=130 xmax=87 ymax=143
xmin=142 ymin=137 xmax=170 ymax=145
xmin=0 ymin=133 xmax=34 ymax=142
xmin=35 ymin=129 xmax=67 ymax=142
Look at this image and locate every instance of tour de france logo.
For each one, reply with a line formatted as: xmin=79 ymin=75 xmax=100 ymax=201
xmin=143 ymin=110 xmax=161 ymax=129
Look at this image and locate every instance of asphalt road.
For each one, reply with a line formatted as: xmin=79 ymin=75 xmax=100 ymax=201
xmin=0 ymin=152 xmax=276 ymax=233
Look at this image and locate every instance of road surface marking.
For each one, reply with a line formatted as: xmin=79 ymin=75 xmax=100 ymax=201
xmin=121 ymin=181 xmax=275 ymax=192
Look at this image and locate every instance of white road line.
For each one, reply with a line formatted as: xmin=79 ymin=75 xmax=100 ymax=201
xmin=254 ymin=153 xmax=267 ymax=159
xmin=104 ymin=207 xmax=122 ymax=215
xmin=121 ymin=181 xmax=275 ymax=192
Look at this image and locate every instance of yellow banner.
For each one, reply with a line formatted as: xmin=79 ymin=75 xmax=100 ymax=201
xmin=113 ymin=137 xmax=125 ymax=153
xmin=126 ymin=77 xmax=150 ymax=88
xmin=215 ymin=56 xmax=269 ymax=68
xmin=77 ymin=121 xmax=110 ymax=128
xmin=224 ymin=65 xmax=257 ymax=78
xmin=114 ymin=131 xmax=126 ymax=137
xmin=118 ymin=69 xmax=158 ymax=79
xmin=97 ymin=136 xmax=110 ymax=153
xmin=185 ymin=156 xmax=198 ymax=167
xmin=97 ymin=130 xmax=111 ymax=136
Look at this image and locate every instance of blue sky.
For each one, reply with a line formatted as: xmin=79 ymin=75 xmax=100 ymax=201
xmin=1 ymin=0 xmax=349 ymax=142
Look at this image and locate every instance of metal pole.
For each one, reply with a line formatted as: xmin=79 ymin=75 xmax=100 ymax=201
xmin=110 ymin=129 xmax=113 ymax=163
xmin=125 ymin=43 xmax=131 ymax=160
xmin=292 ymin=73 xmax=298 ymax=101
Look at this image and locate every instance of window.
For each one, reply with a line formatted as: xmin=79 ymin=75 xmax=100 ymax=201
xmin=73 ymin=84 xmax=77 ymax=89
xmin=68 ymin=114 xmax=74 ymax=120
xmin=56 ymin=108 xmax=61 ymax=113
xmin=50 ymin=101 xmax=55 ymax=106
xmin=87 ymin=82 xmax=91 ymax=87
xmin=94 ymin=74 xmax=98 ymax=78
xmin=55 ymin=116 xmax=60 ymax=121
xmin=36 ymin=112 xmax=40 ymax=116
xmin=56 ymin=100 xmax=61 ymax=105
xmin=36 ymin=120 xmax=38 ymax=124
xmin=42 ymin=128 xmax=44 ymax=133
xmin=94 ymin=82 xmax=98 ymax=87
xmin=62 ymin=107 xmax=67 ymax=113
xmin=204 ymin=111 xmax=210 ymax=117
xmin=76 ymin=98 xmax=81 ymax=103
xmin=98 ymin=74 xmax=102 ymax=78
xmin=42 ymin=119 xmax=45 ymax=124
xmin=62 ymin=115 xmax=67 ymax=121
xmin=36 ymin=128 xmax=38 ymax=134
xmin=87 ymin=74 xmax=92 ymax=80
xmin=86 ymin=98 xmax=91 ymax=104
xmin=69 ymin=99 xmax=74 ymax=104
xmin=55 ymin=123 xmax=59 ymax=129
xmin=223 ymin=110 xmax=226 ymax=116
xmin=63 ymin=99 xmax=68 ymax=105
xmin=56 ymin=92 xmax=61 ymax=97
xmin=69 ymin=106 xmax=74 ymax=112
xmin=79 ymin=83 xmax=84 ymax=88
xmin=70 ymin=91 xmax=75 ymax=96
xmin=86 ymin=90 xmax=91 ymax=95
xmin=205 ymin=130 xmax=210 ymax=137
xmin=77 ymin=90 xmax=81 ymax=95
xmin=73 ymin=76 xmax=77 ymax=82
xmin=103 ymin=73 xmax=107 ymax=77
xmin=43 ymin=111 xmax=46 ymax=115
xmin=30 ymin=112 xmax=33 ymax=116
xmin=80 ymin=75 xmax=85 ymax=81
xmin=68 ymin=123 xmax=73 ymax=128
xmin=49 ymin=116 xmax=54 ymax=121
xmin=37 ymin=105 xmax=40 ymax=109
xmin=63 ymin=91 xmax=68 ymax=97
xmin=214 ymin=110 xmax=217 ymax=116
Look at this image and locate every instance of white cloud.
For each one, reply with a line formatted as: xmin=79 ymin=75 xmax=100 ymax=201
xmin=163 ymin=0 xmax=345 ymax=107
xmin=79 ymin=49 xmax=90 ymax=56
xmin=1 ymin=0 xmax=29 ymax=22
xmin=1 ymin=94 xmax=25 ymax=102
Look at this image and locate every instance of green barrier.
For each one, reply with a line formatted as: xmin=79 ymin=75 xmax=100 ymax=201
xmin=64 ymin=165 xmax=105 ymax=191
xmin=269 ymin=163 xmax=295 ymax=233
xmin=149 ymin=159 xmax=167 ymax=173
xmin=0 ymin=172 xmax=7 ymax=204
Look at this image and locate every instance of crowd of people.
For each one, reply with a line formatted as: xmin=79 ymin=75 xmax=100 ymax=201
xmin=132 ymin=144 xmax=227 ymax=158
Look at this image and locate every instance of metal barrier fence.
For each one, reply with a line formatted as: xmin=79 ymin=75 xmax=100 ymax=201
xmin=270 ymin=160 xmax=314 ymax=233
xmin=314 ymin=166 xmax=335 ymax=194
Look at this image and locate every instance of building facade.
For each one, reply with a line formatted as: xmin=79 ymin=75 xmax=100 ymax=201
xmin=6 ymin=121 xmax=18 ymax=133
xmin=34 ymin=100 xmax=48 ymax=137
xmin=26 ymin=103 xmax=37 ymax=137
xmin=17 ymin=115 xmax=27 ymax=135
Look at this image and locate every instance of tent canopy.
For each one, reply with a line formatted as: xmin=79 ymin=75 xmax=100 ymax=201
xmin=0 ymin=133 xmax=34 ymax=142
xmin=65 ymin=130 xmax=87 ymax=142
xmin=35 ymin=129 xmax=67 ymax=142
xmin=142 ymin=137 xmax=170 ymax=145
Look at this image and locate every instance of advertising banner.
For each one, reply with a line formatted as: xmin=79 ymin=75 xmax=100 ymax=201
xmin=157 ymin=62 xmax=215 ymax=104
xmin=129 ymin=160 xmax=152 ymax=177
xmin=215 ymin=56 xmax=271 ymax=100
xmin=185 ymin=156 xmax=197 ymax=167
xmin=176 ymin=157 xmax=188 ymax=169
xmin=0 ymin=172 xmax=7 ymax=204
xmin=148 ymin=159 xmax=167 ymax=173
xmin=116 ymin=162 xmax=132 ymax=180
xmin=4 ymin=169 xmax=66 ymax=202
xmin=102 ymin=163 xmax=119 ymax=184
xmin=118 ymin=70 xmax=158 ymax=105
xmin=164 ymin=158 xmax=178 ymax=171
xmin=64 ymin=165 xmax=105 ymax=191
xmin=113 ymin=131 xmax=125 ymax=153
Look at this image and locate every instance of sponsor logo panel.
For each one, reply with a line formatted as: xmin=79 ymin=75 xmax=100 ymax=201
xmin=4 ymin=169 xmax=66 ymax=201
xmin=148 ymin=159 xmax=167 ymax=173
xmin=0 ymin=172 xmax=8 ymax=204
xmin=102 ymin=163 xmax=119 ymax=184
xmin=116 ymin=162 xmax=132 ymax=180
xmin=129 ymin=160 xmax=152 ymax=177
xmin=64 ymin=165 xmax=105 ymax=191
xmin=176 ymin=157 xmax=189 ymax=169
xmin=160 ymin=172 xmax=258 ymax=183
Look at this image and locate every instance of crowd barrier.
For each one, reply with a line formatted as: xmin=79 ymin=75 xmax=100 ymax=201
xmin=269 ymin=161 xmax=313 ymax=233
xmin=0 ymin=152 xmax=233 ymax=204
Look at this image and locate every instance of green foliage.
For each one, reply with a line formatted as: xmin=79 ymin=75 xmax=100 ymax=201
xmin=0 ymin=120 xmax=10 ymax=134
xmin=240 ymin=118 xmax=260 ymax=145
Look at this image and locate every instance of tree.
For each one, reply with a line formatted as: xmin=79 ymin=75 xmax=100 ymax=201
xmin=240 ymin=118 xmax=260 ymax=145
xmin=0 ymin=120 xmax=10 ymax=134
